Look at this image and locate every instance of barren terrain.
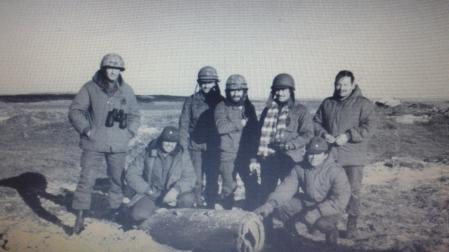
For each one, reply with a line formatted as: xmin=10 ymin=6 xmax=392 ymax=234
xmin=0 ymin=98 xmax=448 ymax=252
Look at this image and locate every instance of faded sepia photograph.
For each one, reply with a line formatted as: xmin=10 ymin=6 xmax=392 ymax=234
xmin=0 ymin=1 xmax=448 ymax=251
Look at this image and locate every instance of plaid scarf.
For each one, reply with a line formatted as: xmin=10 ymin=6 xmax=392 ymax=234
xmin=257 ymin=101 xmax=290 ymax=157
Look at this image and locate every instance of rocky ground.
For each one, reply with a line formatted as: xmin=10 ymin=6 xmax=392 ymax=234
xmin=0 ymin=99 xmax=448 ymax=252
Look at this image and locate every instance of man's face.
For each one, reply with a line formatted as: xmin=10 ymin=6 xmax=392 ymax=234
xmin=199 ymin=82 xmax=216 ymax=94
xmin=105 ymin=68 xmax=121 ymax=82
xmin=229 ymin=89 xmax=245 ymax=103
xmin=335 ymin=76 xmax=355 ymax=99
xmin=307 ymin=152 xmax=328 ymax=167
xmin=273 ymin=88 xmax=291 ymax=103
xmin=161 ymin=141 xmax=177 ymax=153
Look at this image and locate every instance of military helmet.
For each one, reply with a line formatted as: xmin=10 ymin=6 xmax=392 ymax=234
xmin=100 ymin=53 xmax=125 ymax=71
xmin=160 ymin=126 xmax=180 ymax=142
xmin=271 ymin=73 xmax=295 ymax=90
xmin=226 ymin=74 xmax=248 ymax=90
xmin=197 ymin=66 xmax=219 ymax=83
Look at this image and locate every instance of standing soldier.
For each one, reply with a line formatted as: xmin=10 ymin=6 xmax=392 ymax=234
xmin=179 ymin=66 xmax=224 ymax=208
xmin=250 ymin=73 xmax=314 ymax=205
xmin=214 ymin=74 xmax=258 ymax=209
xmin=68 ymin=53 xmax=140 ymax=234
xmin=125 ymin=126 xmax=196 ymax=223
xmin=313 ymin=70 xmax=376 ymax=238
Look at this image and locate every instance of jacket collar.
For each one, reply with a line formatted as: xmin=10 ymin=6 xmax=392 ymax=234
xmin=92 ymin=70 xmax=124 ymax=96
xmin=147 ymin=138 xmax=182 ymax=157
xmin=332 ymin=84 xmax=362 ymax=102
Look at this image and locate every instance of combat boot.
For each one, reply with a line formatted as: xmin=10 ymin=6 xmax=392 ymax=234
xmin=344 ymin=215 xmax=358 ymax=239
xmin=314 ymin=217 xmax=339 ymax=245
xmin=72 ymin=210 xmax=84 ymax=235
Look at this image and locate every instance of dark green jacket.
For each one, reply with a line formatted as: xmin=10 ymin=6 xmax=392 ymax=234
xmin=268 ymin=156 xmax=350 ymax=217
xmin=126 ymin=139 xmax=196 ymax=195
xmin=214 ymin=99 xmax=258 ymax=161
xmin=257 ymin=99 xmax=314 ymax=162
xmin=179 ymin=91 xmax=224 ymax=151
xmin=69 ymin=71 xmax=140 ymax=153
xmin=313 ymin=85 xmax=376 ymax=166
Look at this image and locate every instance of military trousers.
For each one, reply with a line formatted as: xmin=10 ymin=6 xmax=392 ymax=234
xmin=259 ymin=154 xmax=295 ymax=206
xmin=189 ymin=149 xmax=220 ymax=206
xmin=72 ymin=150 xmax=126 ymax=210
xmin=343 ymin=165 xmax=364 ymax=217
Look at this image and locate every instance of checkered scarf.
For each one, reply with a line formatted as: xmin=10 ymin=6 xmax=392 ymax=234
xmin=257 ymin=101 xmax=290 ymax=157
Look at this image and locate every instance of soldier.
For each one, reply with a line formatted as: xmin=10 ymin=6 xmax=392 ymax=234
xmin=313 ymin=70 xmax=376 ymax=238
xmin=214 ymin=74 xmax=258 ymax=209
xmin=125 ymin=126 xmax=196 ymax=222
xmin=179 ymin=66 xmax=224 ymax=208
xmin=68 ymin=53 xmax=140 ymax=234
xmin=255 ymin=136 xmax=351 ymax=245
xmin=250 ymin=73 xmax=314 ymax=205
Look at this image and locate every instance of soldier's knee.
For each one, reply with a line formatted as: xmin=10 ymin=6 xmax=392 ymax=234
xmin=130 ymin=206 xmax=154 ymax=222
xmin=177 ymin=192 xmax=195 ymax=208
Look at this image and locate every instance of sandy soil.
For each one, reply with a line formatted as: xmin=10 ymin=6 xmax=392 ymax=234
xmin=0 ymin=99 xmax=448 ymax=252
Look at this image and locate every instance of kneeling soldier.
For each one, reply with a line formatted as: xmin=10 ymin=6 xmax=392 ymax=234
xmin=126 ymin=126 xmax=196 ymax=222
xmin=254 ymin=136 xmax=350 ymax=244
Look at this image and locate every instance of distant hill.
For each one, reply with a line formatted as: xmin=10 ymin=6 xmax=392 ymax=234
xmin=0 ymin=93 xmax=187 ymax=103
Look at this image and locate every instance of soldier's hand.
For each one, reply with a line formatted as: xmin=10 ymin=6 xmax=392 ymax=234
xmin=249 ymin=161 xmax=261 ymax=176
xmin=249 ymin=160 xmax=261 ymax=184
xmin=241 ymin=118 xmax=248 ymax=127
xmin=335 ymin=133 xmax=349 ymax=146
xmin=324 ymin=134 xmax=336 ymax=143
xmin=254 ymin=203 xmax=274 ymax=219
xmin=162 ymin=188 xmax=179 ymax=206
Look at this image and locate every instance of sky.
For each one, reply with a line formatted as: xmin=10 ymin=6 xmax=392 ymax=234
xmin=0 ymin=0 xmax=448 ymax=99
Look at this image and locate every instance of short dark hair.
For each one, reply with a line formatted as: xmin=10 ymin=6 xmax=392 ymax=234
xmin=334 ymin=70 xmax=354 ymax=85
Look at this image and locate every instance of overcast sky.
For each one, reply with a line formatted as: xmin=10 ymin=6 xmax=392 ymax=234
xmin=0 ymin=0 xmax=448 ymax=99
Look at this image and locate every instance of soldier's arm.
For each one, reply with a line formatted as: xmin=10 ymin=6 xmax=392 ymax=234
xmin=125 ymin=153 xmax=151 ymax=194
xmin=126 ymin=87 xmax=141 ymax=138
xmin=287 ymin=108 xmax=314 ymax=149
xmin=313 ymin=102 xmax=330 ymax=137
xmin=173 ymin=152 xmax=196 ymax=193
xmin=215 ymin=102 xmax=242 ymax=135
xmin=267 ymin=167 xmax=300 ymax=207
xmin=68 ymin=85 xmax=91 ymax=135
xmin=178 ymin=97 xmax=192 ymax=149
xmin=347 ymin=100 xmax=376 ymax=143
xmin=317 ymin=168 xmax=351 ymax=216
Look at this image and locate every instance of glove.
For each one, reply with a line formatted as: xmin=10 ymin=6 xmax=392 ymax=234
xmin=335 ymin=133 xmax=349 ymax=146
xmin=162 ymin=188 xmax=179 ymax=206
xmin=254 ymin=203 xmax=274 ymax=218
xmin=324 ymin=134 xmax=336 ymax=144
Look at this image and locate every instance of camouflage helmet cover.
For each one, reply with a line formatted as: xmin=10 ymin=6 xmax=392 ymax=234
xmin=100 ymin=53 xmax=125 ymax=71
xmin=226 ymin=74 xmax=248 ymax=90
xmin=197 ymin=66 xmax=220 ymax=83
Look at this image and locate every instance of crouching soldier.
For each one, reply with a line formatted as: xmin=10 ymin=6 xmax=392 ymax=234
xmin=69 ymin=53 xmax=140 ymax=234
xmin=254 ymin=136 xmax=351 ymax=244
xmin=214 ymin=74 xmax=258 ymax=209
xmin=125 ymin=126 xmax=196 ymax=223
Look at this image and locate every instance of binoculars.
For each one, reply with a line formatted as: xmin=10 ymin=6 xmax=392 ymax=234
xmin=105 ymin=109 xmax=127 ymax=129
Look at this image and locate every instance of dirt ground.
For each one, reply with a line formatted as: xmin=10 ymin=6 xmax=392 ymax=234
xmin=0 ymin=99 xmax=448 ymax=252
